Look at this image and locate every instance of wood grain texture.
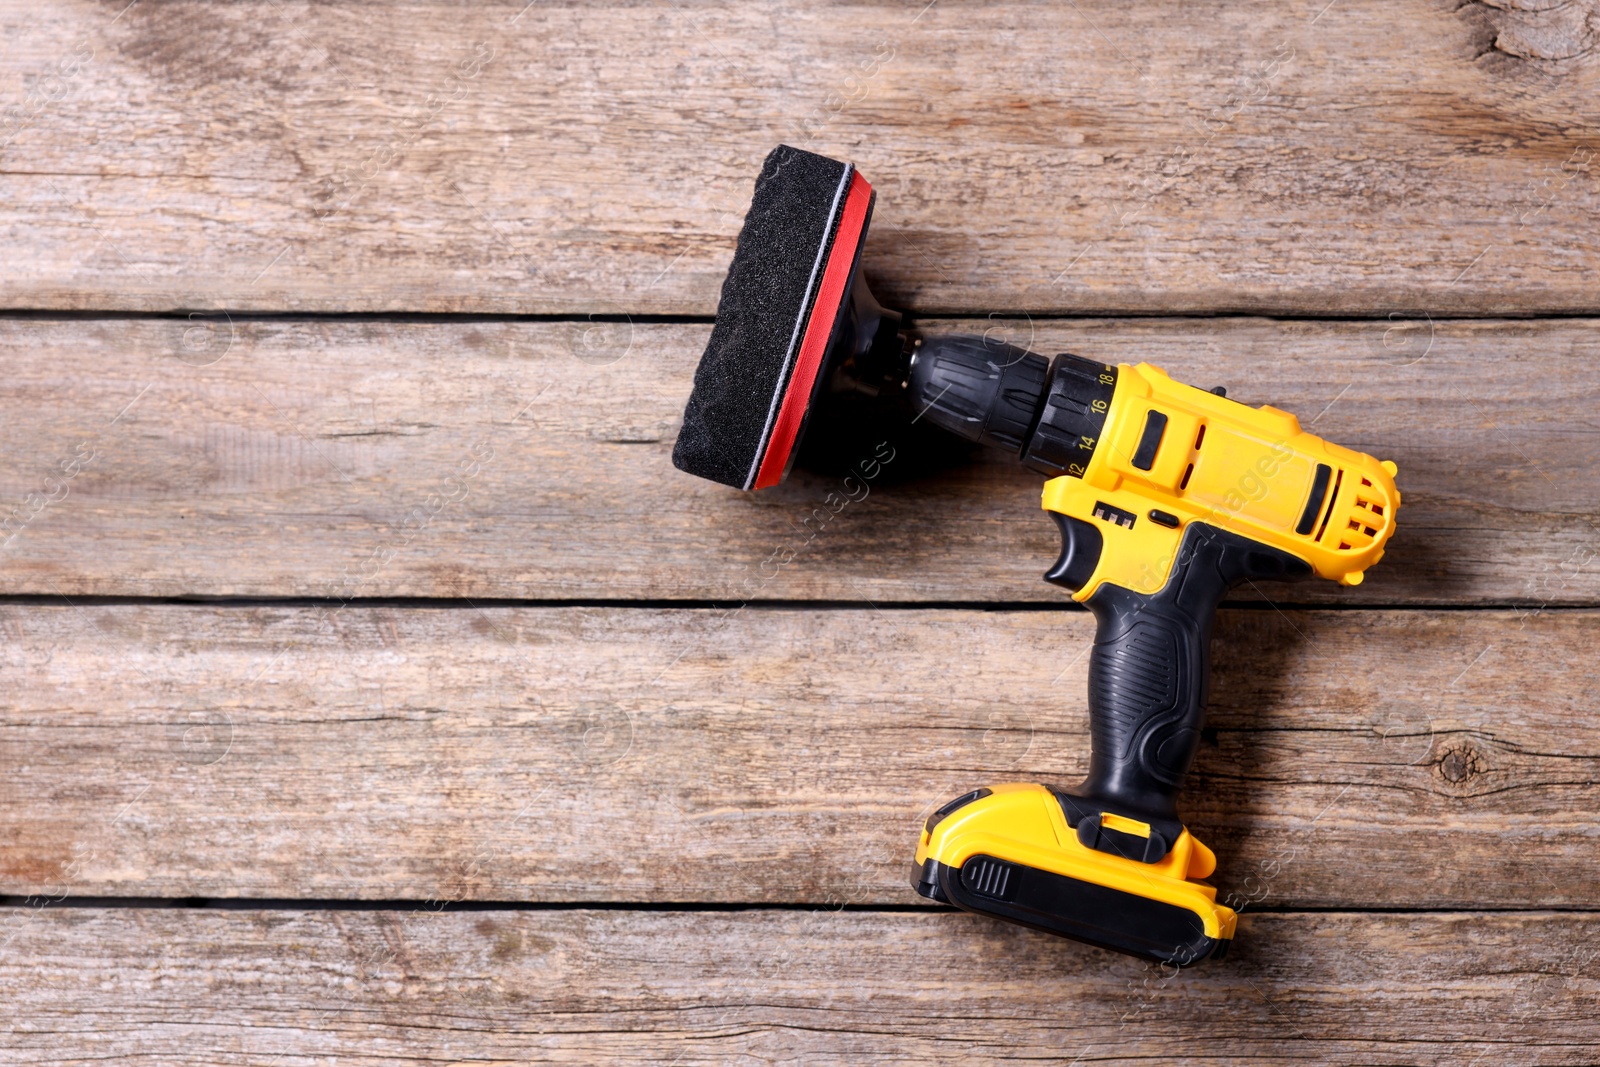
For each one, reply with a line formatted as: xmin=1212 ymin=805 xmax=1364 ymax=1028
xmin=3 ymin=907 xmax=1599 ymax=1065
xmin=1 ymin=0 xmax=1598 ymax=314
xmin=3 ymin=0 xmax=1595 ymax=1052
xmin=0 ymin=316 xmax=1594 ymax=603
xmin=2 ymin=603 xmax=1594 ymax=907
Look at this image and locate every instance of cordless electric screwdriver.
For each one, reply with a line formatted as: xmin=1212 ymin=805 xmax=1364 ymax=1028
xmin=671 ymin=146 xmax=1400 ymax=965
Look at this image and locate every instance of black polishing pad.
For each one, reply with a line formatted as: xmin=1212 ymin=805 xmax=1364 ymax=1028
xmin=672 ymin=145 xmax=874 ymax=490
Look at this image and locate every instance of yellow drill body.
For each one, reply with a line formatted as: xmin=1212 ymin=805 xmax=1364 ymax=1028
xmin=1043 ymin=362 xmax=1399 ymax=600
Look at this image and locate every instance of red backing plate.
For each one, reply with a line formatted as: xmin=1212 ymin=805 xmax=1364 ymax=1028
xmin=752 ymin=171 xmax=873 ymax=490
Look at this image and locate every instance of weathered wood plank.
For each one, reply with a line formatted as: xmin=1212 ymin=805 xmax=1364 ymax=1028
xmin=2 ymin=908 xmax=1597 ymax=1064
xmin=0 ymin=317 xmax=1594 ymax=603
xmin=2 ymin=604 xmax=1593 ymax=907
xmin=1 ymin=0 xmax=1597 ymax=314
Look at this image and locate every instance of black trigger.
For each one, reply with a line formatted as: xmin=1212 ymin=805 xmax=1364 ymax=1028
xmin=1044 ymin=513 xmax=1103 ymax=593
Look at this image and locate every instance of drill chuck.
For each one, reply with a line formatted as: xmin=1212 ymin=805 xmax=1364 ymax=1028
xmin=907 ymin=336 xmax=1118 ymax=477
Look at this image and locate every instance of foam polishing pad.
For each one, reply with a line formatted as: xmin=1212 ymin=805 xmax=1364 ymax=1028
xmin=672 ymin=145 xmax=874 ymax=490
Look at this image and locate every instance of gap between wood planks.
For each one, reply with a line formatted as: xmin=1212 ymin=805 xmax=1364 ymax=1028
xmin=7 ymin=898 xmax=1600 ymax=914
xmin=11 ymin=310 xmax=1600 ymax=321
xmin=0 ymin=594 xmax=1591 ymax=610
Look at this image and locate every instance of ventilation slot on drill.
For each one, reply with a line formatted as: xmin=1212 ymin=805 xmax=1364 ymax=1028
xmin=1176 ymin=425 xmax=1204 ymax=492
xmin=1332 ymin=474 xmax=1394 ymax=552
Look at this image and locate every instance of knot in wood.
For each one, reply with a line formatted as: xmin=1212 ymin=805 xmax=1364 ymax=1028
xmin=1437 ymin=744 xmax=1484 ymax=785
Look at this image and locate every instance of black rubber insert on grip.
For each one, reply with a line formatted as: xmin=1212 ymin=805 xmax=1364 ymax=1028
xmin=1131 ymin=410 xmax=1168 ymax=471
xmin=1055 ymin=522 xmax=1314 ymax=860
xmin=1297 ymin=462 xmax=1334 ymax=535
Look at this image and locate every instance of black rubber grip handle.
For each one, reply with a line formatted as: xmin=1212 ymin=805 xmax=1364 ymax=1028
xmin=1049 ymin=518 xmax=1313 ymax=856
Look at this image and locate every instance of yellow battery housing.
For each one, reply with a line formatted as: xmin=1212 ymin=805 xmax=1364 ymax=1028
xmin=914 ymin=783 xmax=1237 ymax=961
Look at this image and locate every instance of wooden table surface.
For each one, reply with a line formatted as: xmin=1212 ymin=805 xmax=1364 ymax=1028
xmin=3 ymin=1 xmax=1599 ymax=1063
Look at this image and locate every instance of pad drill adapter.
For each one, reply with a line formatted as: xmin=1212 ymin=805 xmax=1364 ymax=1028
xmin=671 ymin=145 xmax=1400 ymax=966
